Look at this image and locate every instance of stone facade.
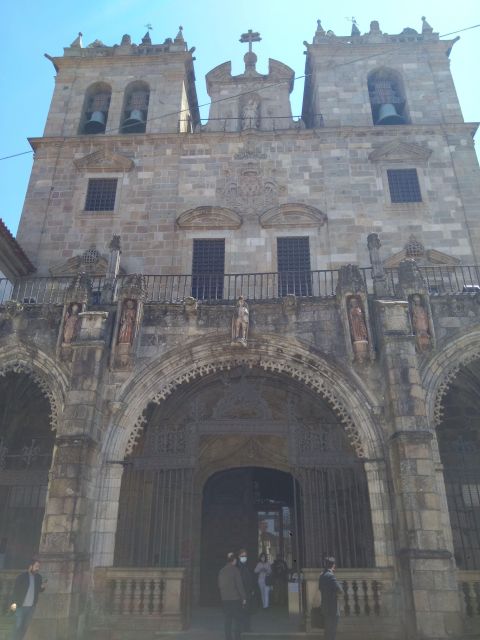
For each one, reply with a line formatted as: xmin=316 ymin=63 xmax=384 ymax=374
xmin=1 ymin=18 xmax=480 ymax=640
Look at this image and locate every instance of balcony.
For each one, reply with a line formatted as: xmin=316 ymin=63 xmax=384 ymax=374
xmin=0 ymin=265 xmax=479 ymax=306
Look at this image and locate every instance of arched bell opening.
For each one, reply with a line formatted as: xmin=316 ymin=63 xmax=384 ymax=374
xmin=367 ymin=68 xmax=410 ymax=126
xmin=79 ymin=82 xmax=112 ymax=134
xmin=436 ymin=357 xmax=480 ymax=570
xmin=120 ymin=81 xmax=150 ymax=134
xmin=0 ymin=371 xmax=55 ymax=568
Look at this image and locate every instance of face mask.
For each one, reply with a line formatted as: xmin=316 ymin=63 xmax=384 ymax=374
xmin=239 ymin=557 xmax=247 ymax=563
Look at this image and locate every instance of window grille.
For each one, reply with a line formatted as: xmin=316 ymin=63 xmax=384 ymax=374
xmin=387 ymin=169 xmax=422 ymax=203
xmin=85 ymin=178 xmax=118 ymax=211
xmin=191 ymin=239 xmax=225 ymax=300
xmin=277 ymin=237 xmax=312 ymax=296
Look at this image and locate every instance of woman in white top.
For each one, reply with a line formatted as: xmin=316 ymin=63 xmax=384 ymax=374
xmin=254 ymin=552 xmax=272 ymax=609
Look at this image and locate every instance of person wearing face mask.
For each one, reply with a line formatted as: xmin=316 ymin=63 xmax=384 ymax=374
xmin=237 ymin=548 xmax=256 ymax=632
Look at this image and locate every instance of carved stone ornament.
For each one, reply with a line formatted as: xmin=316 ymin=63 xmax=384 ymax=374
xmin=397 ymin=258 xmax=427 ymax=297
xmin=118 ymin=273 xmax=147 ymax=302
xmin=65 ymin=272 xmax=92 ymax=304
xmin=409 ymin=294 xmax=431 ymax=353
xmin=218 ymin=163 xmax=284 ymax=212
xmin=336 ymin=264 xmax=367 ymax=297
xmin=62 ymin=302 xmax=82 ymax=344
xmin=368 ymin=140 xmax=432 ymax=165
xmin=234 ymin=141 xmax=267 ymax=160
xmin=259 ymin=203 xmax=327 ymax=229
xmin=73 ymin=149 xmax=134 ymax=172
xmin=125 ymin=355 xmax=368 ymax=459
xmin=231 ymin=296 xmax=249 ymax=346
xmin=176 ymin=206 xmax=242 ymax=230
xmin=347 ymin=296 xmax=369 ymax=364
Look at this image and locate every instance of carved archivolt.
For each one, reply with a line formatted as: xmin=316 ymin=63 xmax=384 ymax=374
xmin=432 ymin=347 xmax=480 ymax=426
xmin=125 ymin=355 xmax=367 ymax=459
xmin=0 ymin=362 xmax=61 ymax=431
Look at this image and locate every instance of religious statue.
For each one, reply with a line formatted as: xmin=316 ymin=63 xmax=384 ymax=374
xmin=348 ymin=296 xmax=369 ymax=363
xmin=231 ymin=296 xmax=249 ymax=345
xmin=410 ymin=294 xmax=430 ymax=352
xmin=118 ymin=299 xmax=137 ymax=345
xmin=241 ymin=98 xmax=259 ymax=130
xmin=62 ymin=303 xmax=81 ymax=344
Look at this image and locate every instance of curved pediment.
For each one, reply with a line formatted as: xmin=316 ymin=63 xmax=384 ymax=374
xmin=259 ymin=203 xmax=327 ymax=229
xmin=74 ymin=149 xmax=134 ymax=172
xmin=176 ymin=206 xmax=242 ymax=230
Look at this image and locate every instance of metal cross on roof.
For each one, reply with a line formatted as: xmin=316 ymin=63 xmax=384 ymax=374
xmin=240 ymin=29 xmax=261 ymax=53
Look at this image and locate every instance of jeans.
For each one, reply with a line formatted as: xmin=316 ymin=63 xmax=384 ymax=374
xmin=222 ymin=600 xmax=243 ymax=640
xmin=11 ymin=606 xmax=35 ymax=640
xmin=324 ymin=614 xmax=339 ymax=640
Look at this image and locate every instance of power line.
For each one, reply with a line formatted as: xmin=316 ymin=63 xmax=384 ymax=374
xmin=1 ymin=22 xmax=479 ymax=162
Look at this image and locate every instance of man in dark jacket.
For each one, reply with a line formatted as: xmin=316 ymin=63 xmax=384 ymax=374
xmin=9 ymin=557 xmax=46 ymax=640
xmin=218 ymin=552 xmax=246 ymax=640
xmin=319 ymin=557 xmax=343 ymax=640
xmin=237 ymin=548 xmax=256 ymax=632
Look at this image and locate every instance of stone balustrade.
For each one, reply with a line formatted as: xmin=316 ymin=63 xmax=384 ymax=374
xmin=90 ymin=566 xmax=187 ymax=635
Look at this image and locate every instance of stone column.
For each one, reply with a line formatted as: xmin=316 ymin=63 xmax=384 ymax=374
xmin=367 ymin=232 xmax=388 ymax=298
xmin=100 ymin=235 xmax=121 ymax=304
xmin=376 ymin=299 xmax=462 ymax=639
xmin=37 ymin=309 xmax=110 ymax=640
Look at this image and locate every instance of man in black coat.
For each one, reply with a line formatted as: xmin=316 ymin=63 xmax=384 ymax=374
xmin=237 ymin=548 xmax=256 ymax=633
xmin=9 ymin=557 xmax=46 ymax=640
xmin=319 ymin=557 xmax=343 ymax=640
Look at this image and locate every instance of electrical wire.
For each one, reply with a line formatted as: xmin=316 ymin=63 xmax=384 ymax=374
xmin=1 ymin=22 xmax=479 ymax=162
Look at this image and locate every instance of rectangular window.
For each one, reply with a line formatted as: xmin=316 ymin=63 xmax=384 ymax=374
xmin=387 ymin=169 xmax=422 ymax=203
xmin=277 ymin=237 xmax=312 ymax=296
xmin=85 ymin=178 xmax=118 ymax=211
xmin=191 ymin=239 xmax=225 ymax=300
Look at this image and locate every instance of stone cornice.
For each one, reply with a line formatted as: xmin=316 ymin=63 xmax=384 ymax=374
xmin=27 ymin=122 xmax=479 ymax=151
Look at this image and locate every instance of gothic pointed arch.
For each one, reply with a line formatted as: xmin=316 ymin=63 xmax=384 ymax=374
xmin=421 ymin=329 xmax=480 ymax=428
xmin=103 ymin=334 xmax=383 ymax=462
xmin=0 ymin=344 xmax=67 ymax=432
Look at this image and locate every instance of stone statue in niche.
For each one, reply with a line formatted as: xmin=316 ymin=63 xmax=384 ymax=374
xmin=118 ymin=299 xmax=137 ymax=345
xmin=231 ymin=296 xmax=249 ymax=346
xmin=241 ymin=98 xmax=259 ymax=130
xmin=410 ymin=294 xmax=430 ymax=352
xmin=348 ymin=296 xmax=369 ymax=363
xmin=63 ymin=303 xmax=81 ymax=343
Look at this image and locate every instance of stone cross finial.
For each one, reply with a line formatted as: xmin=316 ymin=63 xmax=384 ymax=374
xmin=240 ymin=29 xmax=261 ymax=53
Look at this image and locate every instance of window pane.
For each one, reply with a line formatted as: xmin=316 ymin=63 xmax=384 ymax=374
xmin=277 ymin=237 xmax=312 ymax=296
xmin=191 ymin=239 xmax=225 ymax=300
xmin=387 ymin=169 xmax=421 ymax=203
xmin=85 ymin=178 xmax=118 ymax=211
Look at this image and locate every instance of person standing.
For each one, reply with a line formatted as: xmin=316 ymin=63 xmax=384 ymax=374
xmin=237 ymin=548 xmax=256 ymax=632
xmin=319 ymin=557 xmax=343 ymax=640
xmin=254 ymin=552 xmax=272 ymax=609
xmin=9 ymin=557 xmax=46 ymax=640
xmin=218 ymin=552 xmax=246 ymax=640
xmin=271 ymin=555 xmax=289 ymax=606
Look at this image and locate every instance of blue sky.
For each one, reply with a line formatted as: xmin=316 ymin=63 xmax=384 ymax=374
xmin=0 ymin=0 xmax=478 ymax=234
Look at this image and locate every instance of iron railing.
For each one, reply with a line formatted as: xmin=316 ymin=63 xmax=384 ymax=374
xmin=385 ymin=265 xmax=480 ymax=296
xmin=0 ymin=265 xmax=479 ymax=306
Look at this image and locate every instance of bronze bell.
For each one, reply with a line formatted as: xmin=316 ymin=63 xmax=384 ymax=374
xmin=376 ymin=103 xmax=405 ymax=125
xmin=84 ymin=111 xmax=106 ymax=134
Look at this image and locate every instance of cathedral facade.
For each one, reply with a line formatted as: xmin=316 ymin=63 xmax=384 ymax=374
xmin=0 ymin=17 xmax=479 ymax=640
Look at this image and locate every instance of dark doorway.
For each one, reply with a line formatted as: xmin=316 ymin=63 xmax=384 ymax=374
xmin=200 ymin=467 xmax=301 ymax=605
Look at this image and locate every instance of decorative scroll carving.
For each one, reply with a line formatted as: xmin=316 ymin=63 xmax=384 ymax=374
xmin=0 ymin=362 xmax=61 ymax=432
xmin=125 ymin=356 xmax=367 ymax=458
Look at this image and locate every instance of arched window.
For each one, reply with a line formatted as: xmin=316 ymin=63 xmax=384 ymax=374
xmin=367 ymin=68 xmax=409 ymax=126
xmin=80 ymin=82 xmax=112 ymax=134
xmin=121 ymin=81 xmax=150 ymax=134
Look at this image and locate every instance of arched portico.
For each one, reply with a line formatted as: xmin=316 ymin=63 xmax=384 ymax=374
xmin=92 ymin=335 xmax=393 ymax=574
